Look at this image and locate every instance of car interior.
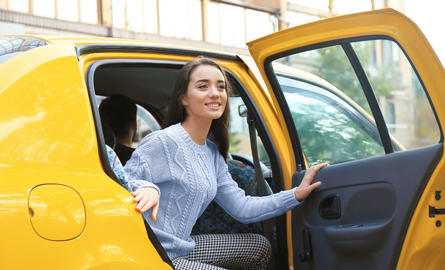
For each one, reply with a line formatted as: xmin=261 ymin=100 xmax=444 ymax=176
xmin=87 ymin=58 xmax=288 ymax=269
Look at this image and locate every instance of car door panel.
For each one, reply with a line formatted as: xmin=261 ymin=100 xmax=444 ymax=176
xmin=247 ymin=8 xmax=445 ymax=269
xmin=0 ymin=42 xmax=172 ymax=269
xmin=292 ymin=144 xmax=443 ymax=269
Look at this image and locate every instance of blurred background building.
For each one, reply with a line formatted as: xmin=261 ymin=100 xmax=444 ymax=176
xmin=3 ymin=0 xmax=432 ymax=152
xmin=0 ymin=0 xmax=405 ymax=55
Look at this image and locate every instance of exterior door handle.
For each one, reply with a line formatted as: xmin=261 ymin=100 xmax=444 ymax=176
xmin=319 ymin=194 xmax=341 ymax=219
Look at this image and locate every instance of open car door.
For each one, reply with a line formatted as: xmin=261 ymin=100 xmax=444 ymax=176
xmin=247 ymin=8 xmax=445 ymax=270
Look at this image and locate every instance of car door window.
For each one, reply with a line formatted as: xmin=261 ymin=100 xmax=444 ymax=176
xmin=228 ymin=96 xmax=270 ymax=165
xmin=352 ymin=40 xmax=440 ymax=150
xmin=96 ymin=96 xmax=161 ymax=147
xmin=276 ymin=74 xmax=385 ymax=166
xmin=272 ymin=38 xmax=440 ymax=166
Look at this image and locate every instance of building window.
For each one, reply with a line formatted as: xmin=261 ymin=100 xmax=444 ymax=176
xmin=143 ymin=0 xmax=158 ymax=34
xmin=288 ymin=0 xmax=330 ymax=12
xmin=207 ymin=2 xmax=275 ymax=48
xmin=80 ymin=0 xmax=98 ymax=24
xmin=159 ymin=0 xmax=202 ymax=40
xmin=57 ymin=0 xmax=79 ymax=22
xmin=245 ymin=9 xmax=274 ymax=42
xmin=33 ymin=0 xmax=56 ymax=18
xmin=126 ymin=0 xmax=144 ymax=32
xmin=220 ymin=4 xmax=245 ymax=47
xmin=112 ymin=0 xmax=127 ymax=29
xmin=8 ymin=0 xmax=29 ymax=13
xmin=11 ymin=0 xmax=98 ymax=24
xmin=386 ymin=102 xmax=396 ymax=133
xmin=207 ymin=2 xmax=221 ymax=44
xmin=334 ymin=0 xmax=372 ymax=14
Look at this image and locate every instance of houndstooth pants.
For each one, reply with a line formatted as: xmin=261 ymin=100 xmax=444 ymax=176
xmin=172 ymin=233 xmax=271 ymax=270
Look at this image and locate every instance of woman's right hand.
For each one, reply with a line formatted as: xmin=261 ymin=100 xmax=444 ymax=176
xmin=131 ymin=187 xmax=160 ymax=221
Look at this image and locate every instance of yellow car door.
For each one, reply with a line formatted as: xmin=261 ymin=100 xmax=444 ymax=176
xmin=247 ymin=8 xmax=445 ymax=270
xmin=0 ymin=38 xmax=172 ymax=270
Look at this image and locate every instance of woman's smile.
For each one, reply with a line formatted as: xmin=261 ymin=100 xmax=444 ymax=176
xmin=206 ymin=101 xmax=221 ymax=110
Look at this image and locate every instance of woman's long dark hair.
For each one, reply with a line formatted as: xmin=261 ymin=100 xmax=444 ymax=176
xmin=162 ymin=56 xmax=232 ymax=160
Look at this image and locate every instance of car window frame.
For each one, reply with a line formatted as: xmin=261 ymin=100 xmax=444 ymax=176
xmin=83 ymin=53 xmax=291 ymax=269
xmin=84 ymin=58 xmax=186 ymax=269
xmin=263 ymin=35 xmax=442 ymax=170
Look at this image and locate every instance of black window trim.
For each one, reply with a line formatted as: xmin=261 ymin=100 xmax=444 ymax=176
xmin=340 ymin=41 xmax=393 ymax=154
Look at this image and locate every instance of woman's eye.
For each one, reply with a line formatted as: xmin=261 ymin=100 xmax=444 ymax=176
xmin=198 ymin=84 xmax=208 ymax=89
xmin=218 ymin=85 xmax=226 ymax=91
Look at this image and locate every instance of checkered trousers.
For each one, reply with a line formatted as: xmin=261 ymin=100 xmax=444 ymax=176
xmin=172 ymin=233 xmax=271 ymax=270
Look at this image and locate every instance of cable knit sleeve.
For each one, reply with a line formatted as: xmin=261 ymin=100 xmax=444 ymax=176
xmin=124 ymin=133 xmax=170 ymax=195
xmin=213 ymin=151 xmax=301 ymax=224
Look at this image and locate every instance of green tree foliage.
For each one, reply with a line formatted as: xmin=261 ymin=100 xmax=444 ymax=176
xmin=313 ymin=42 xmax=396 ymax=114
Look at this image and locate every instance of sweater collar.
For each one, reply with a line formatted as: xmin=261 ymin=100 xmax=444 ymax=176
xmin=175 ymin=123 xmax=208 ymax=153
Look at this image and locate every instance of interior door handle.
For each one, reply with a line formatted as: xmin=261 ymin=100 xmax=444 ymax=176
xmin=319 ymin=194 xmax=341 ymax=219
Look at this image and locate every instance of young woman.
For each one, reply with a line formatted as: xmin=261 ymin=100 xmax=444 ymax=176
xmin=124 ymin=57 xmax=327 ymax=270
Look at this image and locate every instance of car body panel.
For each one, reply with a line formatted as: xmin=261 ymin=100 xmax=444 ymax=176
xmin=0 ymin=43 xmax=171 ymax=269
xmin=2 ymin=8 xmax=445 ymax=268
xmin=247 ymin=8 xmax=445 ymax=270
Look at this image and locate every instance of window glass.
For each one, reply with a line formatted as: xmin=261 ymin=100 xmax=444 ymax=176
xmin=220 ymin=4 xmax=245 ymax=48
xmin=0 ymin=37 xmax=49 ymax=64
xmin=34 ymin=0 xmax=56 ymax=18
xmin=353 ymin=40 xmax=440 ymax=150
xmin=133 ymin=104 xmax=161 ymax=147
xmin=245 ymin=9 xmax=274 ymax=42
xmin=143 ymin=0 xmax=158 ymax=33
xmin=272 ymin=43 xmax=386 ymax=166
xmin=159 ymin=0 xmax=202 ymax=40
xmin=207 ymin=2 xmax=220 ymax=44
xmin=57 ymin=0 xmax=79 ymax=22
xmin=189 ymin=0 xmax=202 ymax=41
xmin=126 ymin=0 xmax=144 ymax=32
xmin=276 ymin=44 xmax=373 ymax=115
xmin=95 ymin=96 xmax=160 ymax=147
xmin=112 ymin=0 xmax=126 ymax=28
xmin=276 ymin=74 xmax=384 ymax=166
xmin=271 ymin=38 xmax=440 ymax=166
xmin=9 ymin=0 xmax=29 ymax=13
xmin=80 ymin=0 xmax=98 ymax=24
xmin=173 ymin=0 xmax=189 ymax=39
xmin=288 ymin=0 xmax=330 ymax=11
xmin=334 ymin=0 xmax=372 ymax=14
xmin=229 ymin=96 xmax=270 ymax=165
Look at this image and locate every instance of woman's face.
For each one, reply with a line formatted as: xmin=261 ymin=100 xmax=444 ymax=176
xmin=182 ymin=64 xmax=227 ymax=124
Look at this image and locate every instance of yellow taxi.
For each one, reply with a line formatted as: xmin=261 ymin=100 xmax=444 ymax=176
xmin=0 ymin=8 xmax=444 ymax=270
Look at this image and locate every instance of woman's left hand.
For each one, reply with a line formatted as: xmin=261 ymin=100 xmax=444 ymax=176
xmin=294 ymin=163 xmax=328 ymax=201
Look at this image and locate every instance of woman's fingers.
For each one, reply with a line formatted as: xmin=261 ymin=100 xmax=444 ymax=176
xmin=151 ymin=202 xmax=159 ymax=221
xmin=132 ymin=187 xmax=160 ymax=217
xmin=301 ymin=163 xmax=328 ymax=186
xmin=295 ymin=163 xmax=328 ymax=201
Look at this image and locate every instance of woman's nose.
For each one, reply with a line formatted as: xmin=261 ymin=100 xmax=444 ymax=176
xmin=208 ymin=86 xmax=220 ymax=98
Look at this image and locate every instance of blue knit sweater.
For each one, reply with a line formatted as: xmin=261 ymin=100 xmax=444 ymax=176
xmin=124 ymin=123 xmax=301 ymax=260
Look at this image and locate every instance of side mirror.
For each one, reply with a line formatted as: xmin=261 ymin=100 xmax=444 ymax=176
xmin=238 ymin=104 xmax=248 ymax=118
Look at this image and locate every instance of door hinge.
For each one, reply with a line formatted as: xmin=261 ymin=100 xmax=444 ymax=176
xmin=429 ymin=206 xmax=445 ymax=218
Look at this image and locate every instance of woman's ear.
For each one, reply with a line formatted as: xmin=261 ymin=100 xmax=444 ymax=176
xmin=181 ymin=95 xmax=188 ymax=106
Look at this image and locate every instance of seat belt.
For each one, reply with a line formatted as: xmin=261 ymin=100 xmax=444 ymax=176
xmin=247 ymin=113 xmax=277 ymax=270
